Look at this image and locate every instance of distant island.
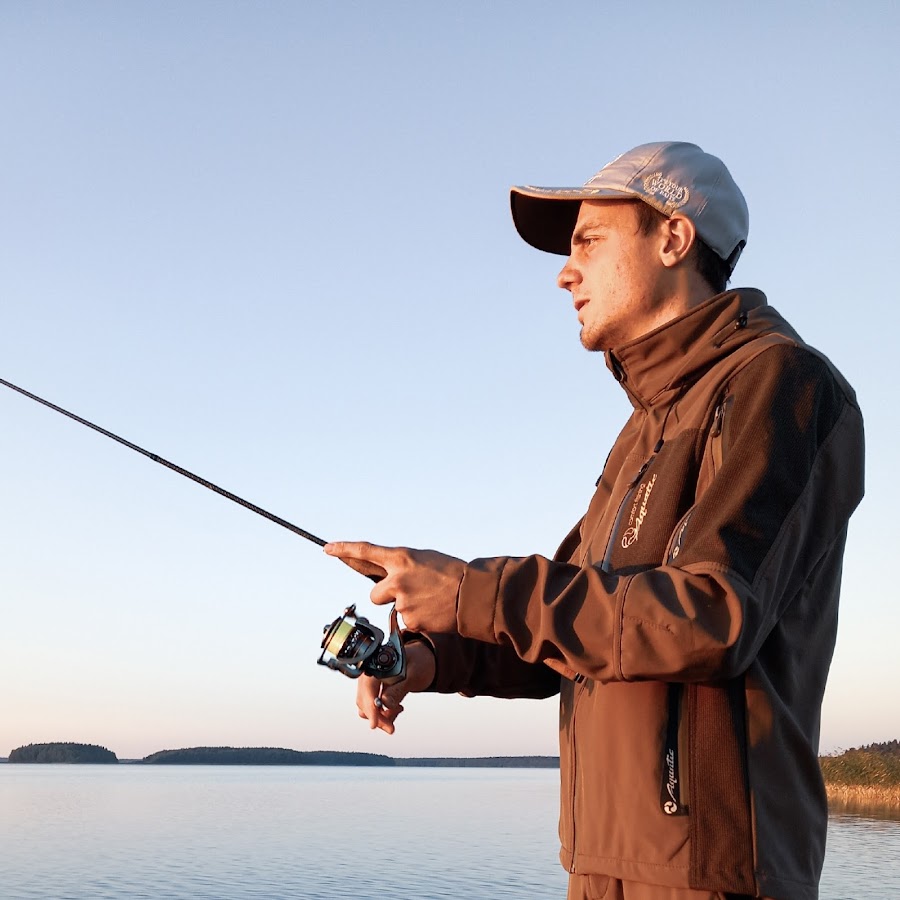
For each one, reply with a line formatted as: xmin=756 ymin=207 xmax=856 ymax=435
xmin=8 ymin=742 xmax=118 ymax=763
xmin=142 ymin=747 xmax=559 ymax=767
xmin=6 ymin=740 xmax=898 ymax=811
xmin=144 ymin=747 xmax=393 ymax=765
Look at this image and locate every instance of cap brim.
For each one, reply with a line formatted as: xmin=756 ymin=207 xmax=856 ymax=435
xmin=510 ymin=186 xmax=636 ymax=255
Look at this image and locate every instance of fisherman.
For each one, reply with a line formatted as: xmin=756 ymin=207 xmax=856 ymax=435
xmin=326 ymin=141 xmax=865 ymax=900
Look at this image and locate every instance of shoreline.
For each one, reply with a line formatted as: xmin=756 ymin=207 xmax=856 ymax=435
xmin=4 ymin=755 xmax=900 ymax=815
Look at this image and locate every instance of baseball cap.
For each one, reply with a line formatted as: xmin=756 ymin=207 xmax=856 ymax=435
xmin=510 ymin=141 xmax=749 ymax=271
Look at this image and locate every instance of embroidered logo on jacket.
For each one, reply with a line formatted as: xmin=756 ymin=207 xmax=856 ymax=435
xmin=622 ymin=473 xmax=657 ymax=548
xmin=663 ymin=747 xmax=680 ymax=815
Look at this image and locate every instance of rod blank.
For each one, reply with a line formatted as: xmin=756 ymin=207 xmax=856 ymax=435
xmin=0 ymin=377 xmax=328 ymax=548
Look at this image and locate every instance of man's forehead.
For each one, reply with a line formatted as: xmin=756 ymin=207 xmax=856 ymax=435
xmin=574 ymin=199 xmax=639 ymax=228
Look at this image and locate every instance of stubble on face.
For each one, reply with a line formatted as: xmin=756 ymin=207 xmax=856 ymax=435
xmin=560 ymin=200 xmax=667 ymax=353
xmin=576 ymin=252 xmax=634 ymax=352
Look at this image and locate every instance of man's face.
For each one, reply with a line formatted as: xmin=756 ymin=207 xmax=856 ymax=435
xmin=557 ymin=199 xmax=671 ymax=352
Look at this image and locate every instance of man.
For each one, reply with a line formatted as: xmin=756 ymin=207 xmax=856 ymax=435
xmin=325 ymin=142 xmax=865 ymax=900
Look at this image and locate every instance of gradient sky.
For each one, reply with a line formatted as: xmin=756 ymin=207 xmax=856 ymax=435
xmin=1 ymin=1 xmax=897 ymax=760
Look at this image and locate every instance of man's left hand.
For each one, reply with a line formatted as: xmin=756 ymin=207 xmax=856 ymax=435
xmin=324 ymin=541 xmax=465 ymax=634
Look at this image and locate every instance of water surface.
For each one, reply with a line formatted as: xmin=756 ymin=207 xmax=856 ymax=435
xmin=0 ymin=766 xmax=896 ymax=899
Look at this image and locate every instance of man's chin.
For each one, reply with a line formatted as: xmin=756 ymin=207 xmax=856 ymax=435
xmin=579 ymin=327 xmax=605 ymax=353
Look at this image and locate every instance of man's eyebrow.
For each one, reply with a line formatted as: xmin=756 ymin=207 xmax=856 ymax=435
xmin=572 ymin=220 xmax=611 ymax=241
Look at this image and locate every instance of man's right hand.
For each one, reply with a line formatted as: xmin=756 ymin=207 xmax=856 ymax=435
xmin=356 ymin=640 xmax=436 ymax=735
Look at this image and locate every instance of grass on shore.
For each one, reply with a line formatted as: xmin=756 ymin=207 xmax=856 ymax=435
xmin=821 ymin=748 xmax=900 ymax=810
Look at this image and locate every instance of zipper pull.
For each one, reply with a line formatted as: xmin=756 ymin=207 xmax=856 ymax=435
xmin=630 ymin=439 xmax=663 ymax=486
xmin=711 ymin=399 xmax=726 ymax=437
xmin=631 ymin=461 xmax=650 ymax=485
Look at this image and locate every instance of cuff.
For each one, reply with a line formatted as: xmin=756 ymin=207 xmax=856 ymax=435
xmin=400 ymin=630 xmax=438 ymax=691
xmin=456 ymin=557 xmax=506 ymax=643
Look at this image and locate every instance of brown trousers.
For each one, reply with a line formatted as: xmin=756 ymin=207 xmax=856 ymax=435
xmin=566 ymin=874 xmax=760 ymax=900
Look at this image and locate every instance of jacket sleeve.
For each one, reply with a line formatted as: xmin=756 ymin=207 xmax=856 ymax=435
xmin=408 ymin=517 xmax=586 ymax=698
xmin=413 ymin=631 xmax=561 ymax=698
xmin=454 ymin=346 xmax=865 ymax=683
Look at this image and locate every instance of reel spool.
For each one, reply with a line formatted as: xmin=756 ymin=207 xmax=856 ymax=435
xmin=318 ymin=604 xmax=407 ymax=684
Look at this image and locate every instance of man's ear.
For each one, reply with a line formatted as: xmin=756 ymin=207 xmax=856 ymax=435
xmin=659 ymin=214 xmax=696 ymax=269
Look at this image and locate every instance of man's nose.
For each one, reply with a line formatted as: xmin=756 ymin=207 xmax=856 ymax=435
xmin=557 ymin=257 xmax=579 ymax=291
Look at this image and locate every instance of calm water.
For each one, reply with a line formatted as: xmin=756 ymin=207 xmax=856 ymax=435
xmin=0 ymin=765 xmax=896 ymax=899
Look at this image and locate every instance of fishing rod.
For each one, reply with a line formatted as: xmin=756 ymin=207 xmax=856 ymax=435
xmin=0 ymin=376 xmax=407 ymax=685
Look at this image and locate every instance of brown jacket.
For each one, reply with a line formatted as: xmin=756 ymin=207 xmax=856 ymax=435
xmin=422 ymin=289 xmax=865 ymax=899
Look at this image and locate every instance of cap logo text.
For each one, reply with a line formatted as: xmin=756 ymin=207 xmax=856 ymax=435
xmin=643 ymin=173 xmax=689 ymax=211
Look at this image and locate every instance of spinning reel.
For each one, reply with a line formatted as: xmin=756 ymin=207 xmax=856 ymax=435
xmin=318 ymin=604 xmax=407 ymax=684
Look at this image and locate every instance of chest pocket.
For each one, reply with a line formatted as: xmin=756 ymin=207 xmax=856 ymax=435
xmin=603 ymin=431 xmax=700 ymax=575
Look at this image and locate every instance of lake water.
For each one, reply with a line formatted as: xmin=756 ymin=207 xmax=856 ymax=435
xmin=0 ymin=765 xmax=897 ymax=899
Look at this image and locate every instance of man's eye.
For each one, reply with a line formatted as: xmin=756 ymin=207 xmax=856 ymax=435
xmin=572 ymin=234 xmax=602 ymax=251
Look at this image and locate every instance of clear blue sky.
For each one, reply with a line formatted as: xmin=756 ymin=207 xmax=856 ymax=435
xmin=1 ymin=1 xmax=897 ymax=759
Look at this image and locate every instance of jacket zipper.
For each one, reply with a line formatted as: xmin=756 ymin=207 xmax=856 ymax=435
xmin=599 ymin=448 xmax=660 ymax=572
xmin=710 ymin=394 xmax=730 ymax=478
xmin=665 ymin=510 xmax=692 ymax=562
xmin=661 ymin=514 xmax=691 ymax=816
xmin=661 ymin=510 xmax=691 ymax=817
xmin=663 ymin=393 xmax=728 ymax=564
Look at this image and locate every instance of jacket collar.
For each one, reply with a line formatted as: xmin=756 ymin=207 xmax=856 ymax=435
xmin=605 ymin=288 xmax=774 ymax=410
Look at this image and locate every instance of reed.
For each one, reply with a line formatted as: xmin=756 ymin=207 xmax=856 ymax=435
xmin=820 ymin=746 xmax=900 ymax=812
xmin=825 ymin=783 xmax=900 ymax=809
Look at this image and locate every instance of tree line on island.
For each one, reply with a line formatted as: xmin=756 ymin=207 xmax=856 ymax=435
xmin=6 ymin=740 xmax=899 ymax=784
xmin=8 ymin=742 xmax=118 ymax=763
xmin=5 ymin=742 xmax=559 ymax=767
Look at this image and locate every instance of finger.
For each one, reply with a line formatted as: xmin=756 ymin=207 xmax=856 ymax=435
xmin=375 ymin=695 xmax=404 ymax=732
xmin=356 ymin=677 xmax=410 ymax=734
xmin=376 ymin=701 xmax=405 ymax=723
xmin=376 ymin=717 xmax=395 ymax=735
xmin=325 ymin=541 xmax=391 ymax=564
xmin=366 ymin=695 xmax=397 ymax=733
xmin=362 ymin=702 xmax=398 ymax=733
xmin=355 ymin=676 xmax=383 ymax=729
xmin=369 ymin=578 xmax=398 ymax=607
xmin=377 ymin=682 xmax=410 ymax=713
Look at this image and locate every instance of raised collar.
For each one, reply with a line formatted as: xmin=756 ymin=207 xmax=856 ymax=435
xmin=605 ymin=288 xmax=772 ymax=410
